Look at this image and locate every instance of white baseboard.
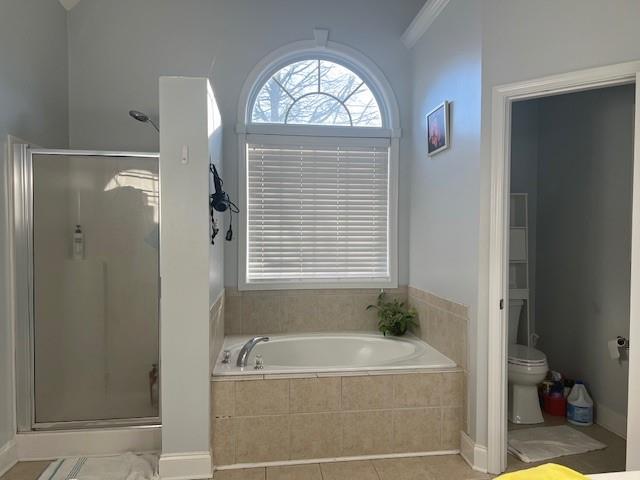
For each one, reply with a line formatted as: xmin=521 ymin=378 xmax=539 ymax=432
xmin=159 ymin=451 xmax=212 ymax=480
xmin=0 ymin=440 xmax=18 ymax=477
xmin=596 ymin=403 xmax=627 ymax=439
xmin=16 ymin=425 xmax=160 ymax=460
xmin=460 ymin=432 xmax=488 ymax=473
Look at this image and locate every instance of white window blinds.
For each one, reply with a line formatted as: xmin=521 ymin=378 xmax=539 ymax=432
xmin=245 ymin=135 xmax=390 ymax=285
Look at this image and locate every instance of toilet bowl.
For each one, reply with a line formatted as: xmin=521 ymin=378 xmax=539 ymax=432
xmin=508 ymin=343 xmax=548 ymax=424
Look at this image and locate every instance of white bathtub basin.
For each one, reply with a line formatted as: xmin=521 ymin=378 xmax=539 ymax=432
xmin=213 ymin=332 xmax=456 ymax=376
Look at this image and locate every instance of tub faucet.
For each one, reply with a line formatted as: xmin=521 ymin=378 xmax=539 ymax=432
xmin=236 ymin=336 xmax=270 ymax=367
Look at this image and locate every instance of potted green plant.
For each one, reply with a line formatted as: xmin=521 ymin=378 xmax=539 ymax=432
xmin=366 ymin=291 xmax=418 ymax=336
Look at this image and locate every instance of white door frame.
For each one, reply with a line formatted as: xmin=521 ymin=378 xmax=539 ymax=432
xmin=487 ymin=60 xmax=640 ymax=474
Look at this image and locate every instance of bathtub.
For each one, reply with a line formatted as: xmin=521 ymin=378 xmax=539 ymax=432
xmin=213 ymin=332 xmax=456 ymax=376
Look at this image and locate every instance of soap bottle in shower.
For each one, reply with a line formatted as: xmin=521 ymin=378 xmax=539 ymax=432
xmin=73 ymin=224 xmax=84 ymax=260
xmin=149 ymin=363 xmax=159 ymax=408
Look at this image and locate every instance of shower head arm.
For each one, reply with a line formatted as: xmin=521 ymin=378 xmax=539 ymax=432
xmin=146 ymin=118 xmax=160 ymax=133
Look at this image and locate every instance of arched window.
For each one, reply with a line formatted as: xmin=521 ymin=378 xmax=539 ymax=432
xmin=251 ymin=59 xmax=382 ymax=127
xmin=238 ymin=46 xmax=399 ymax=290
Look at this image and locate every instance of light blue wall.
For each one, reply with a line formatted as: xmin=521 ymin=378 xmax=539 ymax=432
xmin=0 ymin=0 xmax=68 ymax=449
xmin=409 ymin=0 xmax=483 ymax=438
xmin=534 ymin=86 xmax=634 ymax=427
xmin=66 ymin=0 xmax=424 ymax=288
xmin=410 ymin=0 xmax=640 ymax=448
xmin=409 ymin=0 xmax=482 ymax=314
xmin=510 ymin=86 xmax=634 ymax=430
xmin=477 ymin=0 xmax=640 ymax=447
xmin=510 ymin=101 xmax=539 ymax=341
xmin=3 ymin=0 xmax=640 ymax=454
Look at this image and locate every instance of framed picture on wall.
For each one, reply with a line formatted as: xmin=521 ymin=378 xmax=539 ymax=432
xmin=426 ymin=101 xmax=450 ymax=156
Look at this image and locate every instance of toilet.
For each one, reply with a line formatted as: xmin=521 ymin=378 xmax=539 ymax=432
xmin=507 ymin=299 xmax=548 ymax=424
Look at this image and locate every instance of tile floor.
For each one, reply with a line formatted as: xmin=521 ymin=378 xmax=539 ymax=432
xmin=507 ymin=414 xmax=626 ymax=475
xmin=0 ymin=462 xmax=50 ymax=480
xmin=213 ymin=455 xmax=492 ymax=480
xmin=0 ymin=418 xmax=626 ymax=480
xmin=0 ymin=456 xmax=488 ymax=480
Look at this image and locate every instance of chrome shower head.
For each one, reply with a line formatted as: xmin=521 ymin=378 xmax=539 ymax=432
xmin=128 ymin=110 xmax=159 ymax=132
xmin=129 ymin=110 xmax=149 ymax=122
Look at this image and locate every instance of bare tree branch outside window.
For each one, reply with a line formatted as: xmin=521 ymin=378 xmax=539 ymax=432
xmin=252 ymin=60 xmax=382 ymax=127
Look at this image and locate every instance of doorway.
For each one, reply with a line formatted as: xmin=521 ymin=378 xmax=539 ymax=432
xmin=487 ymin=62 xmax=640 ymax=474
xmin=505 ymin=85 xmax=633 ymax=473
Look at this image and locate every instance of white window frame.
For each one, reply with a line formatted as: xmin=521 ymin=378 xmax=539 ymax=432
xmin=236 ymin=35 xmax=401 ymax=290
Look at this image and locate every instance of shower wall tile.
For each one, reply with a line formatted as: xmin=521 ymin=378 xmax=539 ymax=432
xmin=224 ymin=286 xmax=407 ymax=335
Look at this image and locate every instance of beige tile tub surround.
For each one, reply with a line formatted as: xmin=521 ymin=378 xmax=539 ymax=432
xmin=224 ymin=287 xmax=408 ymax=335
xmin=210 ymin=290 xmax=226 ymax=375
xmin=210 ymin=370 xmax=465 ymax=467
xmin=407 ymin=286 xmax=468 ymax=371
xmin=408 ymin=286 xmax=469 ymax=436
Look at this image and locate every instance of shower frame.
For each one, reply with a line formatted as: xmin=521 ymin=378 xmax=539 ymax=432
xmin=13 ymin=146 xmax=161 ymax=432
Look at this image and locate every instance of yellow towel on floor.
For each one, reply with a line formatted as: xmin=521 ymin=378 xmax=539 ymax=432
xmin=495 ymin=464 xmax=588 ymax=480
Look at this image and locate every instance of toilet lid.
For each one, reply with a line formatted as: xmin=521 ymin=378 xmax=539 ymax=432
xmin=508 ymin=344 xmax=547 ymax=366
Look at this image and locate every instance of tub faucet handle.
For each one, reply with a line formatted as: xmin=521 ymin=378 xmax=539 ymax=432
xmin=221 ymin=350 xmax=231 ymax=364
xmin=254 ymin=354 xmax=264 ymax=370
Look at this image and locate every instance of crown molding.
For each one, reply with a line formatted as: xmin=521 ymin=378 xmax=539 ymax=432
xmin=401 ymin=0 xmax=450 ymax=49
xmin=58 ymin=0 xmax=82 ymax=11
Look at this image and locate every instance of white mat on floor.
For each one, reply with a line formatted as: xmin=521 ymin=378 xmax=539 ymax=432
xmin=38 ymin=453 xmax=158 ymax=480
xmin=508 ymin=425 xmax=606 ymax=463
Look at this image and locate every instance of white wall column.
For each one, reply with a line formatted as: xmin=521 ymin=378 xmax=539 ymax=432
xmin=159 ymin=77 xmax=213 ymax=480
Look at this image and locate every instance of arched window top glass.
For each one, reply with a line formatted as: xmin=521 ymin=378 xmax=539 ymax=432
xmin=251 ymin=59 xmax=383 ymax=127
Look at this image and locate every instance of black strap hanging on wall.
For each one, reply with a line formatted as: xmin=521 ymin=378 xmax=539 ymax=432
xmin=209 ymin=162 xmax=239 ymax=245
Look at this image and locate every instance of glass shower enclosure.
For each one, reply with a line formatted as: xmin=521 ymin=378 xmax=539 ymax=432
xmin=13 ymin=147 xmax=160 ymax=430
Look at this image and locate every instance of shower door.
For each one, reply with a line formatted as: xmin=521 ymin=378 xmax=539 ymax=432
xmin=14 ymin=148 xmax=160 ymax=430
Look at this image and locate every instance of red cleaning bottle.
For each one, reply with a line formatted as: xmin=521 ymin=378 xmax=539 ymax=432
xmin=544 ymin=389 xmax=567 ymax=416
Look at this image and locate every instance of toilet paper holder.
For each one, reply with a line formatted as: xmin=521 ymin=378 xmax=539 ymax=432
xmin=617 ymin=336 xmax=630 ymax=351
